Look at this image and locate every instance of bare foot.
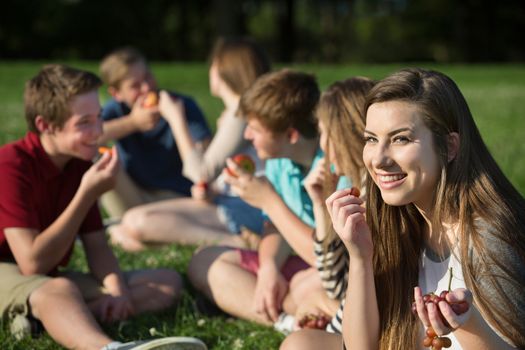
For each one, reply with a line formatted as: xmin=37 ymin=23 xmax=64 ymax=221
xmin=107 ymin=224 xmax=147 ymax=252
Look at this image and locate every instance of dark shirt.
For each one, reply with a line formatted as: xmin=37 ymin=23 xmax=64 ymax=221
xmin=101 ymin=92 xmax=211 ymax=195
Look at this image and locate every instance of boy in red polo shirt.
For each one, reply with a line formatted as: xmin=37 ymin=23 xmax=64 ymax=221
xmin=0 ymin=65 xmax=206 ymax=350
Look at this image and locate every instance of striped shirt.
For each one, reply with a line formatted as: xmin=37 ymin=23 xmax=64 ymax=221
xmin=313 ymin=235 xmax=348 ymax=334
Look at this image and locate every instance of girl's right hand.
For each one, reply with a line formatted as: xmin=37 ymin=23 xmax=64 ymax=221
xmin=325 ymin=188 xmax=372 ymax=260
xmin=304 ymin=157 xmax=337 ymax=205
xmin=158 ymin=90 xmax=184 ymax=124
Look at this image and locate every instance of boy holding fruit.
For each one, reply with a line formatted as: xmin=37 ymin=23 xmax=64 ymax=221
xmin=98 ymin=47 xmax=211 ymax=220
xmin=0 ymin=64 xmax=206 ymax=350
xmin=106 ymin=38 xmax=270 ymax=250
xmin=189 ymin=69 xmax=330 ymax=328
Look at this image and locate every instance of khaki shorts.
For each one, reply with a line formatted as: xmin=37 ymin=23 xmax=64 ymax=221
xmin=0 ymin=262 xmax=50 ymax=321
xmin=0 ymin=262 xmax=138 ymax=322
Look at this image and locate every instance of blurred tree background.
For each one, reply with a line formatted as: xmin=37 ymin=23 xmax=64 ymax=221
xmin=1 ymin=0 xmax=524 ymax=62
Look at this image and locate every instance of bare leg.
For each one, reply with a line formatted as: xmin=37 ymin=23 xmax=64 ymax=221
xmin=288 ymin=267 xmax=340 ymax=317
xmin=86 ymin=269 xmax=183 ymax=321
xmin=188 ymin=246 xmax=299 ymax=326
xmin=29 ymin=277 xmax=112 ymax=350
xmin=280 ymin=329 xmax=342 ymax=350
xmin=126 ymin=268 xmax=182 ymax=313
xmin=188 ymin=246 xmax=268 ymax=324
xmin=109 ymin=198 xmax=247 ymax=251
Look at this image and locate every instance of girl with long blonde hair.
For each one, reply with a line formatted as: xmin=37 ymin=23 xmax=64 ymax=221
xmin=281 ymin=77 xmax=374 ymax=346
xmin=284 ymin=68 xmax=525 ymax=349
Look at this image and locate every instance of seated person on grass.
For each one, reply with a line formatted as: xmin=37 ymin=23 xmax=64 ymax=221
xmin=0 ymin=64 xmax=206 ymax=350
xmin=108 ymin=37 xmax=271 ymax=251
xmin=283 ymin=68 xmax=525 ymax=350
xmin=98 ymin=47 xmax=212 ymax=221
xmin=188 ymin=69 xmax=334 ymax=330
xmin=280 ymin=77 xmax=374 ymax=345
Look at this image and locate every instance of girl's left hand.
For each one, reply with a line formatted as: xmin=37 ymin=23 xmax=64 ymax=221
xmin=158 ymin=90 xmax=185 ymax=123
xmin=414 ymin=286 xmax=473 ymax=336
xmin=304 ymin=157 xmax=338 ymax=205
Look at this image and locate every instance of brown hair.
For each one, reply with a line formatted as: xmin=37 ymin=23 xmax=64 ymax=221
xmin=210 ymin=37 xmax=271 ymax=95
xmin=238 ymin=69 xmax=319 ymax=138
xmin=364 ymin=68 xmax=525 ymax=349
xmin=24 ymin=64 xmax=102 ymax=133
xmin=317 ymin=77 xmax=375 ymax=190
xmin=316 ymin=77 xmax=375 ymax=251
xmin=99 ymin=47 xmax=146 ymax=88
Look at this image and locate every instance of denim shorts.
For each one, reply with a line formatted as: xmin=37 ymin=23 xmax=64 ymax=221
xmin=214 ymin=194 xmax=264 ymax=235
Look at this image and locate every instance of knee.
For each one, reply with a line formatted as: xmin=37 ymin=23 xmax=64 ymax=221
xmin=188 ymin=247 xmax=235 ymax=292
xmin=160 ymin=269 xmax=184 ymax=301
xmin=188 ymin=247 xmax=215 ymax=291
xmin=30 ymin=277 xmax=81 ymax=312
xmin=33 ymin=277 xmax=80 ymax=298
xmin=121 ymin=208 xmax=148 ymax=240
xmin=149 ymin=269 xmax=183 ymax=308
xmin=280 ymin=332 xmax=301 ymax=350
xmin=279 ymin=331 xmax=311 ymax=350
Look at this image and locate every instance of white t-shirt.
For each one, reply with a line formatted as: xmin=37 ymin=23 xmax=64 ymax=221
xmin=418 ymin=248 xmax=464 ymax=350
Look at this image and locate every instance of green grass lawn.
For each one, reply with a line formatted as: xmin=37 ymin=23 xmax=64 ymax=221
xmin=0 ymin=62 xmax=524 ymax=349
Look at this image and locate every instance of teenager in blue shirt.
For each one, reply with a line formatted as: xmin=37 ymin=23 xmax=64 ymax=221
xmin=98 ymin=47 xmax=211 ymax=220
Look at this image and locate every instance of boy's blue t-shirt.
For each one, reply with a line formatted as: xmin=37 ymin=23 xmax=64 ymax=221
xmin=101 ymin=92 xmax=211 ymax=195
xmin=263 ymin=148 xmax=352 ymax=228
xmin=263 ymin=148 xmax=324 ymax=227
xmin=336 ymin=175 xmax=352 ymax=190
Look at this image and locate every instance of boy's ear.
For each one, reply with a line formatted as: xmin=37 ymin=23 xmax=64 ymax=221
xmin=108 ymin=86 xmax=120 ymax=100
xmin=447 ymin=132 xmax=460 ymax=162
xmin=287 ymin=127 xmax=301 ymax=144
xmin=35 ymin=115 xmax=53 ymax=134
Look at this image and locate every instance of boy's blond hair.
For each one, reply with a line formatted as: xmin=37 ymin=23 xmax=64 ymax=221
xmin=238 ymin=69 xmax=319 ymax=138
xmin=99 ymin=47 xmax=146 ymax=88
xmin=24 ymin=64 xmax=102 ymax=133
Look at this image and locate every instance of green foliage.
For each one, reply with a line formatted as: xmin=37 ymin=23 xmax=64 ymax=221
xmin=2 ymin=1 xmax=524 ymax=62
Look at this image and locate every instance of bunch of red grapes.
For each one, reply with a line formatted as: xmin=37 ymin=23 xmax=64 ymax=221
xmin=412 ymin=268 xmax=469 ymax=350
xmin=297 ymin=314 xmax=330 ymax=330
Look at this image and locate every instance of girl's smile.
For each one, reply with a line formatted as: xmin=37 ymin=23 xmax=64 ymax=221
xmin=363 ymin=100 xmax=441 ymax=212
